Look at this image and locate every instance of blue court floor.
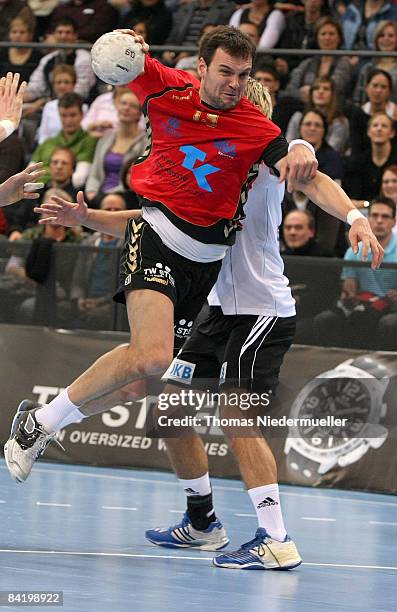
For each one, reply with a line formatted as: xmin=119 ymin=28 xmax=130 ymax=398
xmin=0 ymin=461 xmax=396 ymax=612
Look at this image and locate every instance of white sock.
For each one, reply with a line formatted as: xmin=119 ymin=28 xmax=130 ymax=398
xmin=59 ymin=408 xmax=86 ymax=429
xmin=179 ymin=473 xmax=212 ymax=497
xmin=35 ymin=388 xmax=80 ymax=433
xmin=248 ymin=483 xmax=287 ymax=542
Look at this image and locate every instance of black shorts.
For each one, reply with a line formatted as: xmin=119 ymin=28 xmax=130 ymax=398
xmin=164 ymin=305 xmax=296 ymax=392
xmin=114 ymin=217 xmax=222 ymax=346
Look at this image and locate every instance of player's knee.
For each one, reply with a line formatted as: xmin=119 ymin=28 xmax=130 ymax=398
xmin=135 ymin=348 xmax=172 ymax=378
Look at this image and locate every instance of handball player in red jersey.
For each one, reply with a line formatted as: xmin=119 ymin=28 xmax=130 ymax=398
xmin=5 ymin=26 xmax=322 ymax=483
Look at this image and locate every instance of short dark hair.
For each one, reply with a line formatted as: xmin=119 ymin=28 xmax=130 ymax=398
xmin=366 ymin=68 xmax=393 ymax=91
xmin=58 ymin=92 xmax=83 ymax=111
xmin=369 ymin=197 xmax=396 ymax=218
xmin=198 ymin=26 xmax=256 ymax=67
xmin=285 ymin=209 xmax=315 ymax=231
xmin=254 ymin=64 xmax=280 ymax=82
xmin=51 ymin=16 xmax=77 ymax=32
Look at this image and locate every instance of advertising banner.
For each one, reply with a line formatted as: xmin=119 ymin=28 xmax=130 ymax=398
xmin=0 ymin=325 xmax=396 ymax=493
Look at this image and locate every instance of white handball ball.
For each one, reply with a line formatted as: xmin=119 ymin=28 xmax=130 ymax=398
xmin=91 ymin=31 xmax=145 ymax=85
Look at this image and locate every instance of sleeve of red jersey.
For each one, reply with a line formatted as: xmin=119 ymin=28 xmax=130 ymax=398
xmin=260 ymin=117 xmax=289 ymax=169
xmin=128 ymin=54 xmax=194 ymax=105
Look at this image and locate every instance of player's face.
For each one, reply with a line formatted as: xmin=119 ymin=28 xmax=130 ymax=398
xmin=369 ymin=203 xmax=395 ymax=240
xmin=283 ymin=212 xmax=315 ymax=248
xmin=198 ymin=48 xmax=252 ymax=110
xmin=59 ymin=105 xmax=83 ymax=135
xmin=49 ymin=150 xmax=74 ymax=183
xmin=381 ymin=170 xmax=397 ymax=201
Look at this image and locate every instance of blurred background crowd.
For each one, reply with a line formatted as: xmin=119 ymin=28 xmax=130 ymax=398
xmin=0 ymin=0 xmax=397 ymax=349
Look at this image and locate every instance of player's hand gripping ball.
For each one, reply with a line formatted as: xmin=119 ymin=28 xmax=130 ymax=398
xmin=91 ymin=31 xmax=145 ymax=85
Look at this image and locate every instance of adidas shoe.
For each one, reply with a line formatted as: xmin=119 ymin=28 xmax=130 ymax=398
xmin=4 ymin=400 xmax=61 ymax=483
xmin=213 ymin=527 xmax=302 ymax=570
xmin=145 ymin=512 xmax=229 ymax=551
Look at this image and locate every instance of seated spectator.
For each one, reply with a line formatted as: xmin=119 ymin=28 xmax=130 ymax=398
xmin=4 ymin=147 xmax=77 ymax=241
xmin=229 ymin=0 xmax=285 ymax=48
xmin=31 ymin=92 xmax=97 ymax=188
xmin=2 ymin=187 xmax=84 ymax=326
xmin=238 ymin=21 xmax=260 ymax=46
xmin=380 ymin=165 xmax=397 ymax=234
xmin=286 ymin=16 xmax=352 ymax=103
xmin=281 ymin=209 xmax=333 ymax=256
xmin=252 ymin=63 xmax=302 ymax=132
xmin=360 ymin=69 xmax=397 ymax=120
xmin=314 ymin=197 xmax=397 ymax=350
xmin=0 ymin=0 xmax=34 ymax=41
xmin=286 ymin=77 xmax=350 ymax=155
xmin=0 ymin=15 xmax=42 ymax=83
xmin=339 ymin=0 xmax=397 ymax=51
xmin=37 ymin=64 xmax=88 ymax=143
xmin=85 ymin=91 xmax=146 ymax=206
xmin=49 ymin=0 xmax=118 ymax=43
xmin=281 ymin=209 xmax=335 ymax=342
xmin=354 ymin=21 xmax=397 ymax=105
xmin=24 ymin=17 xmax=96 ymax=103
xmin=165 ymin=0 xmax=233 ymax=51
xmin=119 ymin=0 xmax=172 ymax=44
xmin=283 ymin=109 xmax=346 ymax=254
xmin=70 ymin=193 xmax=126 ymax=330
xmin=276 ymin=0 xmax=329 ymax=75
xmin=344 ymin=112 xmax=397 ymax=208
xmin=81 ymin=84 xmax=129 ymax=139
xmin=44 ymin=147 xmax=77 ymax=199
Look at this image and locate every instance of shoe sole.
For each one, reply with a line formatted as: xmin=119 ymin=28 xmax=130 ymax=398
xmin=4 ymin=440 xmax=25 ymax=484
xmin=146 ymin=536 xmax=230 ymax=551
xmin=212 ymin=558 xmax=302 ymax=570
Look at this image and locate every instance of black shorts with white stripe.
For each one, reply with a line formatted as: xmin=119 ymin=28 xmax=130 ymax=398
xmin=171 ymin=305 xmax=296 ymax=392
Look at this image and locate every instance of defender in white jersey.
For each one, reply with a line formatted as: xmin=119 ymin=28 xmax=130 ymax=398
xmin=145 ymin=81 xmax=381 ymax=570
xmin=149 ymin=160 xmax=301 ymax=570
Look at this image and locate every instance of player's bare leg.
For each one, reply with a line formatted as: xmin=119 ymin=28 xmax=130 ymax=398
xmin=4 ymin=290 xmax=174 ymax=482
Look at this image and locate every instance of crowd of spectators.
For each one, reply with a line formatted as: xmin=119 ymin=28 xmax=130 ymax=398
xmin=0 ymin=0 xmax=396 ymax=347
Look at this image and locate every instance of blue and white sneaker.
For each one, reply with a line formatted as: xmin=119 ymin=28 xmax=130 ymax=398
xmin=145 ymin=512 xmax=229 ymax=551
xmin=213 ymin=527 xmax=302 ymax=570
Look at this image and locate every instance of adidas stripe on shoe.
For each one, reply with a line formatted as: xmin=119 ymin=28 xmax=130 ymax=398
xmin=145 ymin=512 xmax=229 ymax=551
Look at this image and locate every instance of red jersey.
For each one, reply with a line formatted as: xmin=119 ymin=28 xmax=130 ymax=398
xmin=129 ymin=55 xmax=281 ymax=243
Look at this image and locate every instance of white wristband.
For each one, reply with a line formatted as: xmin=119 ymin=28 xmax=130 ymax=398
xmin=0 ymin=119 xmax=15 ymax=138
xmin=347 ymin=209 xmax=365 ymax=225
xmin=288 ymin=139 xmax=316 ymax=159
